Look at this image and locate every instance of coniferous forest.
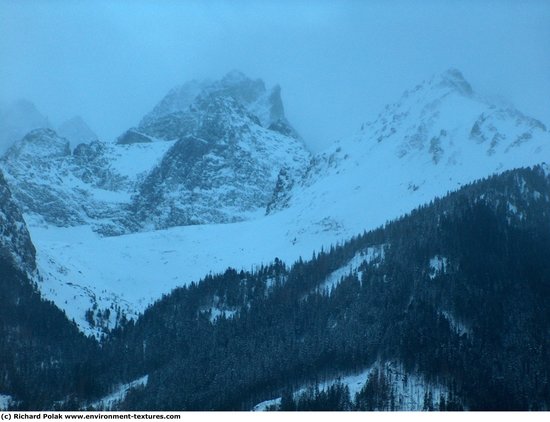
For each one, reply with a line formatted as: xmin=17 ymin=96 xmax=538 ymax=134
xmin=1 ymin=166 xmax=550 ymax=410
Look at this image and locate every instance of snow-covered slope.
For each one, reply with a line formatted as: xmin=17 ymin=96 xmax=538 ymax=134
xmin=253 ymin=361 xmax=452 ymax=411
xmin=269 ymin=69 xmax=549 ymax=235
xmin=86 ymin=375 xmax=148 ymax=410
xmin=9 ymin=69 xmax=550 ymax=338
xmin=1 ymin=129 xmax=174 ymax=236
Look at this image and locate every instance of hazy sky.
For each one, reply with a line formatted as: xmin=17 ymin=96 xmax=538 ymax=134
xmin=1 ymin=0 xmax=549 ymax=151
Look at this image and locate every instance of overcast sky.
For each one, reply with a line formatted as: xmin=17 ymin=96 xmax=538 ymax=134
xmin=1 ymin=0 xmax=549 ymax=151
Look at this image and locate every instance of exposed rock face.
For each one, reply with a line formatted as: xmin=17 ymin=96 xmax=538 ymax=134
xmin=0 ymin=170 xmax=36 ymax=274
xmin=117 ymin=70 xmax=310 ymax=230
xmin=0 ymin=128 xmax=157 ymax=235
xmin=1 ymin=72 xmax=311 ymax=233
xmin=1 ymin=129 xmax=85 ymax=227
xmin=124 ymin=70 xmax=300 ymax=143
xmin=116 ymin=130 xmax=153 ymax=145
xmin=131 ymin=92 xmax=310 ymax=228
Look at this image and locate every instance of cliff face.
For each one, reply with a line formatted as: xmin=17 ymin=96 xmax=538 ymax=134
xmin=0 ymin=169 xmax=36 ymax=275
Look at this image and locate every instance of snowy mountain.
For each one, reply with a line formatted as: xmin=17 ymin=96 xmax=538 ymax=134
xmin=267 ymin=69 xmax=549 ymax=233
xmin=134 ymin=70 xmax=297 ymax=140
xmin=2 ymin=69 xmax=548 ymax=338
xmin=1 ymin=128 xmax=170 ymax=236
xmin=57 ymin=116 xmax=98 ymax=149
xmin=130 ymin=92 xmax=310 ymax=229
xmin=1 ymin=68 xmax=550 ymax=410
xmin=0 ymin=71 xmax=311 ymax=336
xmin=1 ymin=71 xmax=310 ymax=234
xmin=0 ymin=99 xmax=50 ymax=154
xmin=121 ymin=70 xmax=309 ymax=229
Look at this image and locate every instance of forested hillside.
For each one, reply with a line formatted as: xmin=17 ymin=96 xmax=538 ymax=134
xmin=0 ymin=171 xmax=102 ymax=410
xmin=2 ymin=165 xmax=549 ymax=410
xmin=95 ymin=165 xmax=550 ymax=410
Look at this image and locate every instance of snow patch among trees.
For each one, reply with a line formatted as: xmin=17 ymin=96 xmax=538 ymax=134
xmin=0 ymin=394 xmax=14 ymax=410
xmin=87 ymin=375 xmax=148 ymax=410
xmin=320 ymin=244 xmax=387 ymax=292
xmin=429 ymin=255 xmax=448 ymax=279
xmin=253 ymin=361 xmax=454 ymax=411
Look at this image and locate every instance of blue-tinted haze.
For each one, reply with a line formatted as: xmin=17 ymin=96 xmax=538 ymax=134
xmin=1 ymin=0 xmax=548 ymax=151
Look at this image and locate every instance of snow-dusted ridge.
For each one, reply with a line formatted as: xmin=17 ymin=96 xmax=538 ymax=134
xmin=1 ymin=130 xmax=175 ymax=237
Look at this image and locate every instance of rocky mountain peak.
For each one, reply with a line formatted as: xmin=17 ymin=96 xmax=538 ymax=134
xmin=354 ymin=68 xmax=547 ymax=163
xmin=138 ymin=79 xmax=208 ymax=129
xmin=268 ymin=84 xmax=285 ymax=121
xmin=130 ymin=90 xmax=311 ymax=229
xmin=434 ymin=68 xmax=473 ymax=96
xmin=267 ymin=69 xmax=550 ymax=221
xmin=216 ymin=70 xmax=266 ymax=104
xmin=397 ymin=68 xmax=474 ymax=105
xmin=130 ymin=71 xmax=298 ymax=144
xmin=4 ymin=128 xmax=70 ymax=160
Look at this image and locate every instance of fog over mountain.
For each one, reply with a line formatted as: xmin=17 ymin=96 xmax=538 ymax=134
xmin=0 ymin=0 xmax=549 ymax=412
xmin=0 ymin=0 xmax=548 ymax=152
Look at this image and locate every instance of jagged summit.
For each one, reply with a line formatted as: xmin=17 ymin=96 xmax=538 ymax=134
xmin=435 ymin=68 xmax=473 ymax=96
xmin=218 ymin=70 xmax=265 ymax=99
xmin=130 ymin=85 xmax=311 ymax=229
xmin=123 ymin=70 xmax=297 ymax=144
xmin=138 ymin=79 xmax=209 ymax=129
xmin=400 ymin=68 xmax=474 ymax=100
xmin=354 ymin=68 xmax=547 ymax=162
xmin=111 ymin=71 xmax=312 ymax=229
xmin=2 ymin=72 xmax=311 ymax=235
